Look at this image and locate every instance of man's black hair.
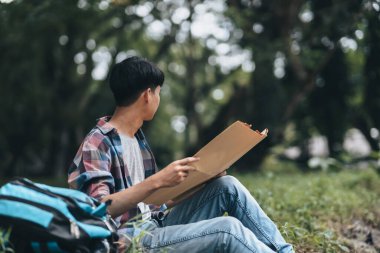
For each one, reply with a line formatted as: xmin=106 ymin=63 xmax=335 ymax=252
xmin=108 ymin=56 xmax=164 ymax=106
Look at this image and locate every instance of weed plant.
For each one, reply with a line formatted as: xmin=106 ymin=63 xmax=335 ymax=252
xmin=0 ymin=227 xmax=13 ymax=253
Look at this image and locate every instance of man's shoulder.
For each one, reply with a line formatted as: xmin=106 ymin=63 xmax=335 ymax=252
xmin=82 ymin=127 xmax=113 ymax=151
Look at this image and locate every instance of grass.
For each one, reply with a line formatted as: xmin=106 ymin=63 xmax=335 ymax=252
xmin=0 ymin=227 xmax=13 ymax=253
xmin=1 ymin=168 xmax=379 ymax=252
xmin=234 ymin=168 xmax=380 ymax=253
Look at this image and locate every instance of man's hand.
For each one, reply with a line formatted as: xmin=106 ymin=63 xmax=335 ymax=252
xmin=102 ymin=157 xmax=199 ymax=218
xmin=151 ymin=157 xmax=200 ymax=188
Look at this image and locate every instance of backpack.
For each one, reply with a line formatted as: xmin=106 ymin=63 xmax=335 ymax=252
xmin=0 ymin=178 xmax=119 ymax=253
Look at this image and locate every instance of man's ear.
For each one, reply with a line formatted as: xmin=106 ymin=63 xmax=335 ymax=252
xmin=142 ymin=88 xmax=151 ymax=103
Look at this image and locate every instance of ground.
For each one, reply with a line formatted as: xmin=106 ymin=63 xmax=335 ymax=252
xmin=1 ymin=167 xmax=379 ymax=252
xmin=235 ymin=168 xmax=380 ymax=253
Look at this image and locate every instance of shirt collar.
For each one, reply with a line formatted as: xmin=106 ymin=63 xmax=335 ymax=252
xmin=96 ymin=116 xmax=115 ymax=135
xmin=96 ymin=116 xmax=145 ymax=140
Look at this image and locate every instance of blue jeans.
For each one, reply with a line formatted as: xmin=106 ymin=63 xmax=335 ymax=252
xmin=135 ymin=176 xmax=294 ymax=252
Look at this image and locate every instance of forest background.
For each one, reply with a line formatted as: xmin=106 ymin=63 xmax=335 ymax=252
xmin=1 ymin=0 xmax=380 ymax=252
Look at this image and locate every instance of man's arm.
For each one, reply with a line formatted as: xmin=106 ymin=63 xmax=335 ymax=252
xmin=102 ymin=157 xmax=199 ymax=218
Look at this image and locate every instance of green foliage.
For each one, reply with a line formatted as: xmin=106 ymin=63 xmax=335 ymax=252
xmin=1 ymin=0 xmax=379 ymax=177
xmin=118 ymin=168 xmax=380 ymax=252
xmin=236 ymin=169 xmax=380 ymax=252
xmin=1 ymin=169 xmax=379 ymax=252
xmin=118 ymin=218 xmax=170 ymax=253
xmin=0 ymin=227 xmax=14 ymax=253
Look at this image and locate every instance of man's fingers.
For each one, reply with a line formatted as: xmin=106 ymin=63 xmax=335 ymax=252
xmin=178 ymin=157 xmax=200 ymax=165
xmin=178 ymin=165 xmax=197 ymax=172
xmin=178 ymin=171 xmax=188 ymax=178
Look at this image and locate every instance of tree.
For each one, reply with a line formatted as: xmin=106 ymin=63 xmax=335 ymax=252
xmin=358 ymin=2 xmax=380 ymax=151
xmin=0 ymin=0 xmax=159 ymax=177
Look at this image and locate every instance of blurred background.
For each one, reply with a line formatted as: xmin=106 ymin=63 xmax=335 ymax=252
xmin=1 ymin=0 xmax=379 ymax=178
xmin=2 ymin=1 xmax=380 ymax=251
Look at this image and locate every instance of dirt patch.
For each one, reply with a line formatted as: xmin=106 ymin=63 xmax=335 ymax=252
xmin=340 ymin=220 xmax=380 ymax=253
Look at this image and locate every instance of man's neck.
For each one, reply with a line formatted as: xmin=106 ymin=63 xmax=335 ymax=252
xmin=108 ymin=106 xmax=143 ymax=137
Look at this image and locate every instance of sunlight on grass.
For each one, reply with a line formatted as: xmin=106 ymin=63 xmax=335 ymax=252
xmin=234 ymin=169 xmax=380 ymax=253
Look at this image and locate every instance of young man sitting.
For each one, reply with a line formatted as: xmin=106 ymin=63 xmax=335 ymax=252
xmin=68 ymin=56 xmax=294 ymax=253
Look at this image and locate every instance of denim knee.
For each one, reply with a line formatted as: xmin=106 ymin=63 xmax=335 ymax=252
xmin=217 ymin=216 xmax=244 ymax=231
xmin=213 ymin=217 xmax=257 ymax=251
xmin=211 ymin=175 xmax=248 ymax=200
xmin=212 ymin=175 xmax=240 ymax=191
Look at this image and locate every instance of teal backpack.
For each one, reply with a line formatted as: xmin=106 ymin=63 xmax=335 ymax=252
xmin=0 ymin=178 xmax=118 ymax=253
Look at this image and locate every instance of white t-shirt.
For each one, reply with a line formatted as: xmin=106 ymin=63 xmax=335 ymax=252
xmin=120 ymin=134 xmax=151 ymax=220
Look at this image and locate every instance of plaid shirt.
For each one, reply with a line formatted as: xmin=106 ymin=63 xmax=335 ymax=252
xmin=68 ymin=116 xmax=164 ymax=225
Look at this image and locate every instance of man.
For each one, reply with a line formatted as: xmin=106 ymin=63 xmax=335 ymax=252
xmin=68 ymin=56 xmax=294 ymax=252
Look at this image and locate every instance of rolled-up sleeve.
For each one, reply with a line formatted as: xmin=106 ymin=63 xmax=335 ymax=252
xmin=68 ymin=133 xmax=115 ymax=200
